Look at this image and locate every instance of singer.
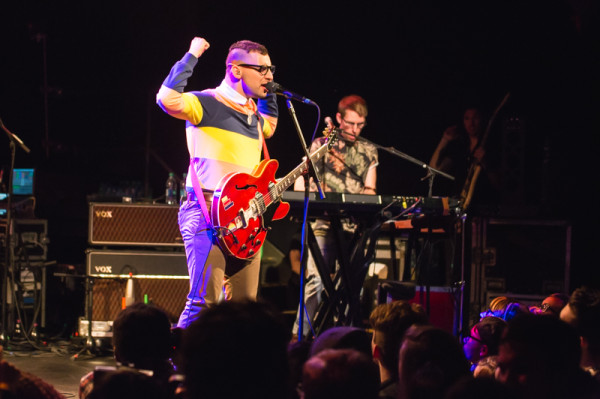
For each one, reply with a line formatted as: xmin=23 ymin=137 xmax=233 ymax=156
xmin=156 ymin=37 xmax=278 ymax=328
xmin=292 ymin=95 xmax=378 ymax=338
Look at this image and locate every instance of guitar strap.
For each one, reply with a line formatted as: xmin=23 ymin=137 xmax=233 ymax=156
xmin=187 ymin=159 xmax=214 ymax=231
xmin=256 ymin=112 xmax=270 ymax=161
xmin=187 ymin=112 xmax=270 ymax=232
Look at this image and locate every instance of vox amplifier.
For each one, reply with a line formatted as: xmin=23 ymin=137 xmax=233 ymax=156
xmin=88 ymin=278 xmax=189 ymax=323
xmin=86 ymin=249 xmax=188 ymax=278
xmin=85 ymin=249 xmax=190 ymax=322
xmin=89 ymin=202 xmax=182 ymax=246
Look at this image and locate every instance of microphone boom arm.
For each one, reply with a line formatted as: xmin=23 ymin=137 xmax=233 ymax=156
xmin=356 ymin=134 xmax=454 ymax=198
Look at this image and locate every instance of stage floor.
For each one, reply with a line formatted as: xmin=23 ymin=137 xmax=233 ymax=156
xmin=1 ymin=341 xmax=114 ymax=398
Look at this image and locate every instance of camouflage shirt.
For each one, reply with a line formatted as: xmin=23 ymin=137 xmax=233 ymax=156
xmin=309 ymin=136 xmax=378 ymax=194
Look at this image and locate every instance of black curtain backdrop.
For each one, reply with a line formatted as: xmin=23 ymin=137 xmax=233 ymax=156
xmin=0 ymin=0 xmax=598 ymax=287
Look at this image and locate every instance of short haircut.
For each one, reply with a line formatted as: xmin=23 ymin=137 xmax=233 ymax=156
xmin=568 ymin=286 xmax=600 ymax=321
xmin=489 ymin=296 xmax=510 ymax=311
xmin=309 ymin=326 xmax=372 ymax=359
xmin=500 ymin=313 xmax=581 ymax=377
xmin=567 ymin=286 xmax=600 ymax=357
xmin=226 ymin=40 xmax=268 ymax=65
xmin=89 ymin=369 xmax=164 ymax=399
xmin=399 ymin=325 xmax=471 ymax=399
xmin=475 ymin=316 xmax=507 ymax=356
xmin=302 ymin=349 xmax=379 ymax=399
xmin=338 ymin=95 xmax=368 ymax=118
xmin=112 ymin=303 xmax=172 ymax=370
xmin=369 ymin=301 xmax=428 ymax=375
xmin=180 ymin=300 xmax=290 ymax=399
xmin=547 ymin=292 xmax=569 ymax=305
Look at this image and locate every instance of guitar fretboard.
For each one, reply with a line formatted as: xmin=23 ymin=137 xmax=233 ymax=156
xmin=262 ymin=137 xmax=333 ymax=206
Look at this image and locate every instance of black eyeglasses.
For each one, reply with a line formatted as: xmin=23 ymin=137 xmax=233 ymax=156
xmin=462 ymin=334 xmax=484 ymax=345
xmin=229 ymin=63 xmax=276 ymax=76
xmin=342 ymin=119 xmax=366 ymax=129
xmin=539 ymin=302 xmax=557 ymax=314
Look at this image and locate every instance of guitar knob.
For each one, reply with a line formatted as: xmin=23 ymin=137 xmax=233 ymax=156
xmin=248 ymin=249 xmax=254 ymax=256
xmin=241 ymin=244 xmax=247 ymax=250
xmin=248 ymin=234 xmax=255 ymax=240
xmin=254 ymin=239 xmax=261 ymax=246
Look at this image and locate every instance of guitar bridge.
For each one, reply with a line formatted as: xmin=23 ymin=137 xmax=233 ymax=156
xmin=237 ymin=209 xmax=248 ymax=228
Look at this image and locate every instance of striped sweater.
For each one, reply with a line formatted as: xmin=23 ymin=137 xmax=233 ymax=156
xmin=156 ymin=52 xmax=278 ymax=190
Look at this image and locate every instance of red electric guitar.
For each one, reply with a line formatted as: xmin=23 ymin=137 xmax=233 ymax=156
xmin=211 ymin=130 xmax=337 ymax=259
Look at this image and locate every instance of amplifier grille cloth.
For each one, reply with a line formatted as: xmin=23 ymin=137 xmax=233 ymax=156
xmin=90 ymin=204 xmax=182 ymax=246
xmin=91 ymin=278 xmax=189 ymax=322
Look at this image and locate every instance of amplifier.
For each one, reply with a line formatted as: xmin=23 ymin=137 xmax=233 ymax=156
xmin=86 ymin=249 xmax=188 ymax=278
xmin=88 ymin=278 xmax=189 ymax=323
xmin=88 ymin=202 xmax=182 ymax=247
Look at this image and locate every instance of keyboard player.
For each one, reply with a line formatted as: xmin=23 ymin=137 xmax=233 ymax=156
xmin=291 ymin=95 xmax=378 ymax=339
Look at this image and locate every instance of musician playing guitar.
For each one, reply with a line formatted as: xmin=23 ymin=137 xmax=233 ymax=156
xmin=291 ymin=95 xmax=379 ymax=338
xmin=156 ymin=37 xmax=279 ymax=328
xmin=429 ymin=106 xmax=500 ymax=208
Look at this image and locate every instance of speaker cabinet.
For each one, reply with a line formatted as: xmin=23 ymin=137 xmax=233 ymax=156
xmin=89 ymin=278 xmax=189 ymax=323
xmin=85 ymin=249 xmax=189 ymax=323
xmin=86 ymin=249 xmax=188 ymax=278
xmin=89 ymin=202 xmax=182 ymax=247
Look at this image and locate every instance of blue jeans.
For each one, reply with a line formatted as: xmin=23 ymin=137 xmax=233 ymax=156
xmin=177 ymin=200 xmax=261 ymax=328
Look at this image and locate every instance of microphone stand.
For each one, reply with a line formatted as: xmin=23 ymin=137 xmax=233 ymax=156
xmin=356 ymin=135 xmax=454 ymax=316
xmin=283 ymin=97 xmax=324 ymax=341
xmin=1 ymin=119 xmax=31 ymax=343
xmin=356 ymin=136 xmax=454 ymax=195
xmin=284 ymin=99 xmax=325 ymax=199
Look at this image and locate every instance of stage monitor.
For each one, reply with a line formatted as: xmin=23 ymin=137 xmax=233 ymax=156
xmin=13 ymin=168 xmax=35 ymax=196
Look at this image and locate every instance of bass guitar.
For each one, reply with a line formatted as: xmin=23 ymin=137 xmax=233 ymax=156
xmin=459 ymin=92 xmax=510 ymax=211
xmin=211 ymin=130 xmax=337 ymax=259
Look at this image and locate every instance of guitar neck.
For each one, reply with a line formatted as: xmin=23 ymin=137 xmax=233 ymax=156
xmin=271 ymin=139 xmax=331 ymax=199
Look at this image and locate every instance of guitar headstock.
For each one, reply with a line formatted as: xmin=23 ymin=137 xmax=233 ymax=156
xmin=323 ymin=118 xmax=339 ymax=149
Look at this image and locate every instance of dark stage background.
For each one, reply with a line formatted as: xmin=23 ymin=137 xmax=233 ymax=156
xmin=1 ymin=1 xmax=599 ymax=331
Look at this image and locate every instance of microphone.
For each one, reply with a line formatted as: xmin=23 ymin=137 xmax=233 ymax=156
xmin=266 ymin=82 xmax=316 ymax=105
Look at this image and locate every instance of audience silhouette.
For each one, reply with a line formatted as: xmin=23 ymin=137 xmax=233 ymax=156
xmin=79 ymin=302 xmax=175 ymax=399
xmin=496 ymin=312 xmax=600 ymax=399
xmin=369 ymin=300 xmax=429 ymax=399
xmin=0 ymin=346 xmax=65 ymax=399
xmin=301 ymin=348 xmax=379 ymax=399
xmin=177 ymin=299 xmax=291 ymax=399
xmin=463 ymin=316 xmax=507 ymax=375
xmin=560 ymin=286 xmax=600 ymax=382
xmin=398 ymin=324 xmax=471 ymax=399
xmin=11 ymin=287 xmax=597 ymax=399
